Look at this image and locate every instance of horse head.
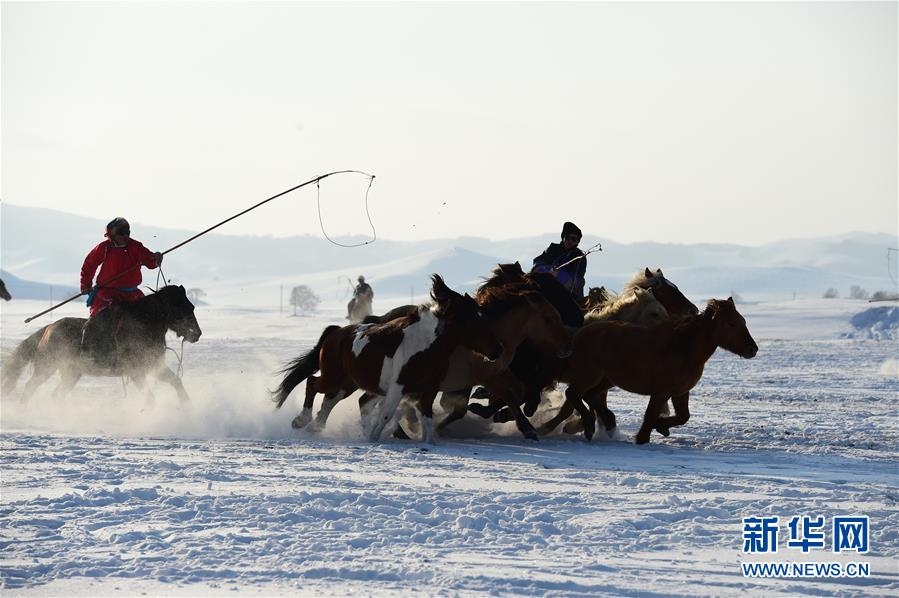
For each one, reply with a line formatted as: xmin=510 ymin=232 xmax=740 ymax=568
xmin=156 ymin=285 xmax=202 ymax=343
xmin=629 ymin=267 xmax=698 ymax=317
xmin=519 ymin=292 xmax=572 ymax=357
xmin=626 ymin=287 xmax=669 ymax=326
xmin=431 ymin=274 xmax=502 ymax=361
xmin=707 ymin=297 xmax=757 ymax=358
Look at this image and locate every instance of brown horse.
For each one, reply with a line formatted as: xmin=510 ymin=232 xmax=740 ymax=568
xmin=1 ymin=285 xmax=202 ymax=402
xmin=272 ymin=275 xmax=502 ymax=441
xmin=548 ymin=297 xmax=758 ymax=443
xmin=387 ymin=284 xmax=572 ymax=441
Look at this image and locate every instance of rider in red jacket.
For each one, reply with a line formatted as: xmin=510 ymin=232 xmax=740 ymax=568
xmin=79 ymin=217 xmax=163 ymax=365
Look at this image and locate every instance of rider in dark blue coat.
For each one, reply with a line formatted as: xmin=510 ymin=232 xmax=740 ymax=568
xmin=531 ymin=221 xmax=587 ymax=299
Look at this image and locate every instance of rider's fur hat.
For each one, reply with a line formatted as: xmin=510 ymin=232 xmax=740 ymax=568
xmin=105 ymin=217 xmax=130 ymax=237
xmin=561 ymin=221 xmax=582 ymax=239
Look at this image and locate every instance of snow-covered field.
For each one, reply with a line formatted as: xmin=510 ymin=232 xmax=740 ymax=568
xmin=1 ymin=296 xmax=897 ymax=596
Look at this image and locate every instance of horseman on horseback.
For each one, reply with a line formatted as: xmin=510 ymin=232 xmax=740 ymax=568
xmin=79 ymin=217 xmax=163 ymax=366
xmin=531 ymin=221 xmax=587 ymax=300
xmin=346 ymin=275 xmax=374 ymax=322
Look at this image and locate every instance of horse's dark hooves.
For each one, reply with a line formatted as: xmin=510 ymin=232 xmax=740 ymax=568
xmin=492 ymin=409 xmax=515 ymax=423
xmin=524 ymin=430 xmax=539 ymax=441
xmin=656 ymin=427 xmax=671 ymax=437
xmin=393 ymin=426 xmax=411 ymax=440
xmin=635 ymin=435 xmax=651 ymax=445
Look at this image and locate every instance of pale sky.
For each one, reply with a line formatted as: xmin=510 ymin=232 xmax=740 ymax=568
xmin=2 ymin=1 xmax=896 ymax=245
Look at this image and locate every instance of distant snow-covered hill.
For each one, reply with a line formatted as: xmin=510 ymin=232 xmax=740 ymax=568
xmin=1 ymin=203 xmax=895 ymax=303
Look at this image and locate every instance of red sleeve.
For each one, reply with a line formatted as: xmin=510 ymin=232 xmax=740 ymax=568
xmin=133 ymin=240 xmax=159 ymax=269
xmin=80 ymin=242 xmax=107 ymax=290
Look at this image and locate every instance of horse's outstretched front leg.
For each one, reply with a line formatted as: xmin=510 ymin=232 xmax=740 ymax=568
xmin=130 ymin=373 xmax=156 ymax=407
xmin=635 ymin=394 xmax=669 ymax=444
xmin=155 ymin=366 xmax=190 ymax=403
xmin=654 ymin=392 xmax=690 ymax=437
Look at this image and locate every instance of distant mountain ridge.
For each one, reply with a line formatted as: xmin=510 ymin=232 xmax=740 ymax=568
xmin=1 ymin=203 xmax=895 ymax=302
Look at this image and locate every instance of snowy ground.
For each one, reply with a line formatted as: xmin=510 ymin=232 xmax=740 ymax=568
xmin=1 ymin=296 xmax=897 ymax=596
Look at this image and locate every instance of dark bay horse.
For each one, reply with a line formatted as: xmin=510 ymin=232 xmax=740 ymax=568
xmin=374 ymin=284 xmax=573 ymax=441
xmin=548 ymin=297 xmax=758 ymax=443
xmin=463 ymin=262 xmax=584 ymax=421
xmin=1 ymin=285 xmax=202 ymax=402
xmin=272 ymin=275 xmax=502 ymax=441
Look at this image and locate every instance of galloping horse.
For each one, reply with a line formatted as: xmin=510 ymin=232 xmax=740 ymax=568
xmin=347 ymin=288 xmax=374 ymax=324
xmin=551 ymin=297 xmax=758 ymax=443
xmin=272 ymin=275 xmax=502 ymax=441
xmin=381 ymin=284 xmax=572 ymax=441
xmin=626 ymin=268 xmax=698 ymax=317
xmin=0 ymin=278 xmax=10 ymax=301
xmin=1 ymin=285 xmax=202 ymax=402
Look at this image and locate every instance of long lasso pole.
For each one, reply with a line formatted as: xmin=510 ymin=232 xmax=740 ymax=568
xmin=24 ymin=170 xmax=375 ymax=323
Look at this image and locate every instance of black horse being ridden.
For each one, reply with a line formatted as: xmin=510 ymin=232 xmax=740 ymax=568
xmin=440 ymin=262 xmax=585 ymax=429
xmin=2 ymin=285 xmax=202 ymax=402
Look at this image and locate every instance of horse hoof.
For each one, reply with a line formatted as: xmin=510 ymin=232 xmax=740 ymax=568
xmin=524 ymin=430 xmax=539 ymax=441
xmin=656 ymin=427 xmax=671 ymax=437
xmin=635 ymin=434 xmax=651 ymax=445
xmin=492 ymin=409 xmax=514 ymax=423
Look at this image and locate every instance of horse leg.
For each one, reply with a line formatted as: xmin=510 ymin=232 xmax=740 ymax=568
xmin=436 ymin=389 xmax=472 ymax=432
xmin=522 ymin=384 xmax=542 ymax=417
xmin=368 ymin=385 xmax=405 ymax=442
xmin=467 ymin=400 xmax=503 ymax=420
xmin=130 ymin=373 xmax=156 ymax=407
xmin=53 ymin=366 xmax=82 ymax=400
xmin=291 ymin=375 xmax=319 ymax=429
xmin=305 ymin=388 xmax=348 ymax=432
xmin=563 ymin=385 xmax=614 ymax=435
xmin=635 ymin=394 xmax=669 ymax=445
xmin=155 ymin=366 xmax=190 ymax=403
xmin=21 ymin=364 xmax=56 ymax=402
xmin=564 ymin=385 xmax=596 ymax=440
xmin=655 ymin=392 xmax=690 ymax=437
xmin=416 ymin=391 xmax=438 ymax=444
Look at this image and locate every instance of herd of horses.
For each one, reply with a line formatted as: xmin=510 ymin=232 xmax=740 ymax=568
xmin=0 ymin=265 xmax=759 ymax=445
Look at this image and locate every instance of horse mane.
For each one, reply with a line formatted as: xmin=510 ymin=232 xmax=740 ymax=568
xmin=624 ymin=268 xmax=665 ymax=291
xmin=585 ymin=288 xmax=644 ymax=323
xmin=476 ymin=285 xmax=543 ymax=318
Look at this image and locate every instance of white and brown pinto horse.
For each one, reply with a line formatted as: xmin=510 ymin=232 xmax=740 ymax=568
xmin=272 ymin=275 xmax=502 ymax=441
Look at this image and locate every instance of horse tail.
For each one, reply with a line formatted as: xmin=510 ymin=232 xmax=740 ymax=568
xmin=1 ymin=326 xmax=47 ymax=393
xmin=272 ymin=325 xmax=341 ymax=409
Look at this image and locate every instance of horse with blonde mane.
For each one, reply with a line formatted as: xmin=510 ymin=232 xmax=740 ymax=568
xmin=548 ymin=297 xmax=758 ymax=443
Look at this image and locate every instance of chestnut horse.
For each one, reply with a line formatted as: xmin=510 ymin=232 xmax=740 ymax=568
xmin=1 ymin=285 xmax=202 ymax=402
xmin=547 ymin=297 xmax=758 ymax=443
xmin=392 ymin=285 xmax=572 ymax=441
xmin=272 ymin=275 xmax=502 ymax=441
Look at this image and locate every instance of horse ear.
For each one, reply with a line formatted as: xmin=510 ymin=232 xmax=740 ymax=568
xmin=656 ymin=268 xmax=664 ymax=277
xmin=644 ymin=267 xmax=652 ymax=278
xmin=430 ymin=274 xmax=451 ymax=304
xmin=514 ymin=261 xmax=521 ymax=269
xmin=727 ymin=296 xmax=735 ymax=304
